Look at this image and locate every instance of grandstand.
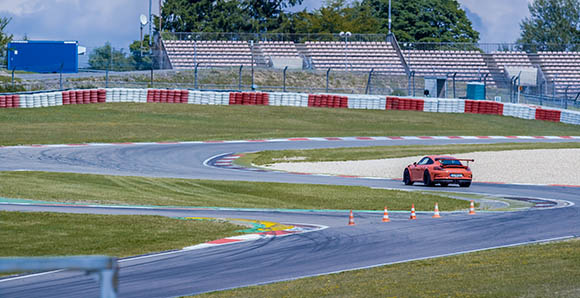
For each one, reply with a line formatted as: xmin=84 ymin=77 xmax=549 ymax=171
xmin=161 ymin=36 xmax=580 ymax=98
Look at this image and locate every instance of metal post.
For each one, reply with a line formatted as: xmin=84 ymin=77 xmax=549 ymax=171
xmin=565 ymin=85 xmax=569 ymax=109
xmin=99 ymin=266 xmax=119 ymax=298
xmin=11 ymin=68 xmax=14 ymax=88
xmin=283 ymin=66 xmax=288 ymax=92
xmin=452 ymin=72 xmax=457 ymax=98
xmin=250 ymin=40 xmax=255 ymax=90
xmin=510 ymin=76 xmax=515 ymax=103
xmin=516 ymin=73 xmax=521 ymax=104
xmin=238 ymin=65 xmax=243 ymax=91
xmin=150 ymin=62 xmax=154 ymax=88
xmin=388 ymin=0 xmax=392 ymax=34
xmin=59 ymin=63 xmax=63 ymax=90
xmin=326 ymin=68 xmax=331 ymax=93
xmin=343 ymin=37 xmax=347 ymax=71
xmin=411 ymin=71 xmax=416 ymax=96
xmin=194 ymin=38 xmax=197 ymax=66
xmin=194 ymin=63 xmax=199 ymax=89
xmin=365 ymin=68 xmax=374 ymax=94
xmin=148 ymin=0 xmax=152 ymax=40
xmin=483 ymin=73 xmax=489 ymax=99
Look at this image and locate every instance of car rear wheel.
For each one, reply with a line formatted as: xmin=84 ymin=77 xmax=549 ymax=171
xmin=403 ymin=169 xmax=413 ymax=185
xmin=423 ymin=170 xmax=434 ymax=186
xmin=459 ymin=182 xmax=471 ymax=187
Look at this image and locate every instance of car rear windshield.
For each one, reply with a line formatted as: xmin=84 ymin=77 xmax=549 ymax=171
xmin=439 ymin=159 xmax=462 ymax=166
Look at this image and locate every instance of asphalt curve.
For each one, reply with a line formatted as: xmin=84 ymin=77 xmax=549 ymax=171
xmin=1 ymin=137 xmax=579 ymax=297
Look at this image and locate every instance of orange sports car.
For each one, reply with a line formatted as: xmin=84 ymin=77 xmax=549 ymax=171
xmin=403 ymin=155 xmax=474 ymax=187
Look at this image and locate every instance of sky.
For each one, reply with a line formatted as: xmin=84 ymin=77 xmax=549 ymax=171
xmin=0 ymin=0 xmax=533 ymax=50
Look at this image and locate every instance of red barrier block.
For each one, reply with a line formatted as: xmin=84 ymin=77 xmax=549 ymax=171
xmin=0 ymin=95 xmax=5 ymax=108
xmin=70 ymin=91 xmax=77 ymax=104
xmin=181 ymin=90 xmax=189 ymax=103
xmin=159 ymin=90 xmax=167 ymax=103
xmin=62 ymin=91 xmax=70 ymax=105
xmin=308 ymin=94 xmax=315 ymax=107
xmin=228 ymin=92 xmax=235 ymax=105
xmin=97 ymin=89 xmax=106 ymax=103
xmin=497 ymin=103 xmax=504 ymax=115
xmin=535 ymin=109 xmax=561 ymax=122
xmin=248 ymin=93 xmax=256 ymax=105
xmin=12 ymin=94 xmax=20 ymax=108
xmin=90 ymin=89 xmax=98 ymax=103
xmin=5 ymin=95 xmax=12 ymax=108
xmin=154 ymin=90 xmax=160 ymax=103
xmin=83 ymin=90 xmax=90 ymax=104
xmin=146 ymin=90 xmax=154 ymax=102
xmin=167 ymin=90 xmax=175 ymax=103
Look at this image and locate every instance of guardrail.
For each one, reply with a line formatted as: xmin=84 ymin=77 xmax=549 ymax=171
xmin=0 ymin=255 xmax=118 ymax=298
xmin=2 ymin=88 xmax=580 ymax=126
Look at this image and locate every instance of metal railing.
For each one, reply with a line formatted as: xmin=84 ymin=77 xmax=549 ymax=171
xmin=0 ymin=256 xmax=118 ymax=298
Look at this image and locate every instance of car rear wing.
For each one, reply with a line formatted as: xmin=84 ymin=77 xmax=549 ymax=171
xmin=435 ymin=158 xmax=474 ymax=167
xmin=435 ymin=158 xmax=474 ymax=162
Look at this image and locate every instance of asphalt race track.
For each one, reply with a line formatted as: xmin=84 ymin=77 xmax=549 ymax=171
xmin=1 ymin=137 xmax=579 ymax=297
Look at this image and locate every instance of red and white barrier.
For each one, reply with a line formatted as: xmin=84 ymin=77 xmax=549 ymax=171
xmin=188 ymin=90 xmax=229 ymax=105
xmin=308 ymin=94 xmax=348 ymax=108
xmin=229 ymin=92 xmax=269 ymax=105
xmin=268 ymin=92 xmax=308 ymax=107
xmin=2 ymin=88 xmax=580 ymax=126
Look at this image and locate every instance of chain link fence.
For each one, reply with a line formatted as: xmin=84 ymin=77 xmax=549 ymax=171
xmin=2 ymin=35 xmax=579 ymax=110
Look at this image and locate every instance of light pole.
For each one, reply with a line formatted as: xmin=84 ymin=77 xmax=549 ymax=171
xmin=139 ymin=14 xmax=148 ymax=56
xmin=339 ymin=31 xmax=351 ymax=71
xmin=388 ymin=0 xmax=392 ymax=34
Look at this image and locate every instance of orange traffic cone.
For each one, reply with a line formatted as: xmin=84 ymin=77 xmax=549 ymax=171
xmin=348 ymin=210 xmax=355 ymax=225
xmin=382 ymin=206 xmax=390 ymax=222
xmin=410 ymin=204 xmax=417 ymax=220
xmin=432 ymin=203 xmax=441 ymax=218
xmin=469 ymin=200 xmax=476 ymax=215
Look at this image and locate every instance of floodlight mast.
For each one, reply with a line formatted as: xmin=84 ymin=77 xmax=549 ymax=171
xmin=388 ymin=0 xmax=392 ymax=34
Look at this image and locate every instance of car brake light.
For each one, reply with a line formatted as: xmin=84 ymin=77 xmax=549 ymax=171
xmin=434 ymin=166 xmax=443 ymax=171
xmin=466 ymin=167 xmax=471 ymax=171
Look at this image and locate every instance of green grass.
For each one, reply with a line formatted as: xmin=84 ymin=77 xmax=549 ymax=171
xmin=199 ymin=239 xmax=580 ymax=297
xmin=0 ymin=103 xmax=579 ymax=146
xmin=0 ymin=171 xmax=466 ymax=211
xmin=0 ymin=211 xmax=244 ymax=258
xmin=244 ymin=142 xmax=580 ymax=165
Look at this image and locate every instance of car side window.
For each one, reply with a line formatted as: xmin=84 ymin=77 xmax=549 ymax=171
xmin=426 ymin=158 xmax=434 ymax=165
xmin=418 ymin=157 xmax=429 ymax=165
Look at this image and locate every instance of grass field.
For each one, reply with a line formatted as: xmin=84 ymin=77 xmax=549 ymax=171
xmin=0 ymin=211 xmax=244 ymax=258
xmin=0 ymin=171 xmax=465 ymax=211
xmin=199 ymin=239 xmax=580 ymax=297
xmin=0 ymin=103 xmax=579 ymax=146
xmin=243 ymin=142 xmax=580 ymax=165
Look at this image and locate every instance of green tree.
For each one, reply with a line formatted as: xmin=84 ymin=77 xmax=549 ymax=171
xmin=129 ymin=35 xmax=152 ymax=70
xmin=88 ymin=43 xmax=132 ymax=71
xmin=292 ymin=0 xmax=380 ymax=35
xmin=362 ymin=0 xmax=479 ymax=43
xmin=159 ymin=0 xmax=302 ymax=33
xmin=160 ymin=0 xmax=249 ymax=32
xmin=517 ymin=0 xmax=580 ymax=51
xmin=0 ymin=17 xmax=13 ymax=65
xmin=241 ymin=0 xmax=303 ymax=33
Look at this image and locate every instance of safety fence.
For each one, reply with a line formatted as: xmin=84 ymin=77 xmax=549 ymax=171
xmin=2 ymin=88 xmax=580 ymax=126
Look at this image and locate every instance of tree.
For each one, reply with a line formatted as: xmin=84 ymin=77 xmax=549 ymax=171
xmin=0 ymin=17 xmax=13 ymax=65
xmin=88 ymin=43 xmax=132 ymax=71
xmin=287 ymin=0 xmax=478 ymax=43
xmin=159 ymin=0 xmax=302 ymax=33
xmin=241 ymin=0 xmax=303 ymax=33
xmin=292 ymin=0 xmax=380 ymax=35
xmin=362 ymin=0 xmax=479 ymax=43
xmin=518 ymin=0 xmax=580 ymax=51
xmin=129 ymin=35 xmax=152 ymax=70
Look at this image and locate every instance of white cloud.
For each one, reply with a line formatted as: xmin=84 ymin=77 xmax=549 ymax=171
xmin=459 ymin=0 xmax=532 ymax=43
